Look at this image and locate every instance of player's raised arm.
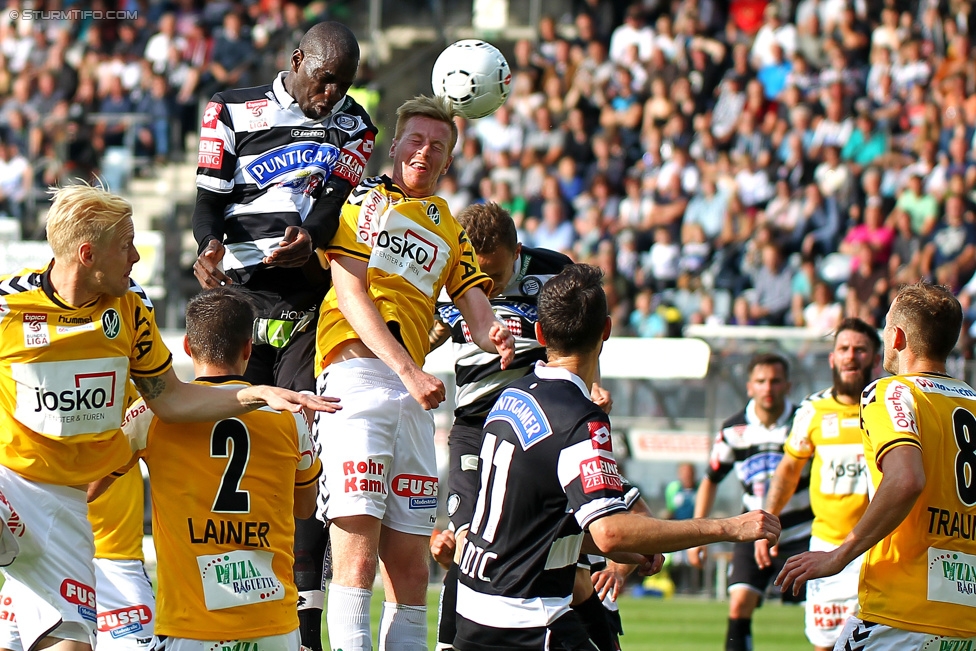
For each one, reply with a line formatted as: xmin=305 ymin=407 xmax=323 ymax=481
xmin=454 ymin=285 xmax=515 ymax=367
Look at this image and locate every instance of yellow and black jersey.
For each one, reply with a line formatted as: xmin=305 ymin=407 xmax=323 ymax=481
xmin=90 ymin=465 xmax=145 ymax=561
xmin=316 ymin=175 xmax=491 ymax=372
xmin=121 ymin=378 xmax=321 ymax=640
xmin=784 ymin=388 xmax=869 ymax=545
xmin=858 ymin=373 xmax=976 ymax=637
xmin=0 ymin=266 xmax=171 ymax=485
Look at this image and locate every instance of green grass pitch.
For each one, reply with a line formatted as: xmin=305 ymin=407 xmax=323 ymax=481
xmin=360 ymin=590 xmax=810 ymax=650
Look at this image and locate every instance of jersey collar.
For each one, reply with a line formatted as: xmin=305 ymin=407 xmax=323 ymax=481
xmin=532 ymin=361 xmax=590 ymax=399
xmin=744 ymin=398 xmax=794 ymax=429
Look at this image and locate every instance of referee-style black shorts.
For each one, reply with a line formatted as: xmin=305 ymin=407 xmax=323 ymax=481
xmin=728 ymin=536 xmax=810 ymax=604
xmin=455 ymin=611 xmax=599 ymax=651
xmin=447 ymin=422 xmax=484 ymax=532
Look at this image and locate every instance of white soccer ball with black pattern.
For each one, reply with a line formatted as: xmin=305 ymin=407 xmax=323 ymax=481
xmin=431 ymin=39 xmax=511 ymax=120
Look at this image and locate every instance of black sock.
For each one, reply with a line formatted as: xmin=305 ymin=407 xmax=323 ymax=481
xmin=298 ymin=608 xmax=323 ymax=651
xmin=726 ymin=617 xmax=752 ymax=651
xmin=437 ymin=562 xmax=459 ymax=649
xmin=572 ymin=592 xmax=618 ymax=651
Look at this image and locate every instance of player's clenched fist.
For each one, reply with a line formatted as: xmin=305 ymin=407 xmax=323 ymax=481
xmin=726 ymin=510 xmax=781 ymax=544
xmin=489 ymin=322 xmax=516 ymax=369
xmin=403 ymin=366 xmax=447 ymax=410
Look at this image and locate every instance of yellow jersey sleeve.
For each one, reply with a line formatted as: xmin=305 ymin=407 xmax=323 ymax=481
xmin=784 ymin=398 xmax=816 ymax=460
xmin=445 ymin=228 xmax=492 ymax=301
xmin=861 ymin=377 xmax=922 ymax=470
xmin=124 ymin=291 xmax=173 ymax=378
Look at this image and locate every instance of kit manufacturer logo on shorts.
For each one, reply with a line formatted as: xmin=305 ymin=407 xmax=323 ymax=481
xmin=97 ymin=605 xmax=152 ymax=638
xmin=102 ymin=309 xmax=121 ymax=339
xmin=61 ymin=579 xmax=96 ymax=622
xmin=22 ymin=313 xmax=49 ymax=348
xmin=447 ymin=493 xmax=461 ymax=516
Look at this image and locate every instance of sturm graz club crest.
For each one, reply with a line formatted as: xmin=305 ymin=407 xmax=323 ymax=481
xmin=101 ymin=309 xmax=121 ymax=339
xmin=519 ymin=276 xmax=542 ymax=296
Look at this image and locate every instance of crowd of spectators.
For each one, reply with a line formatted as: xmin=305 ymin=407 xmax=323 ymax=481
xmin=4 ymin=0 xmax=976 ymax=354
xmin=438 ymin=0 xmax=976 ymax=356
xmin=0 ymin=0 xmax=329 ymax=237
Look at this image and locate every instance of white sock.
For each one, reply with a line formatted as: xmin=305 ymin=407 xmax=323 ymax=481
xmin=326 ymin=584 xmax=372 ymax=651
xmin=378 ymin=601 xmax=427 ymax=651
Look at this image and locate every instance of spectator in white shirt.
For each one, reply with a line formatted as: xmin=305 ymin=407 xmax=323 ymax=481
xmin=609 ymin=4 xmax=655 ymax=64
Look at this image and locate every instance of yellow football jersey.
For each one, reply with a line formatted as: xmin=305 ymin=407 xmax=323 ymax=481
xmin=122 ymin=379 xmax=321 ymax=640
xmin=0 ymin=266 xmax=172 ymax=485
xmin=859 ymin=373 xmax=976 ymax=637
xmin=91 ymin=382 xmax=146 ymax=561
xmin=316 ymin=176 xmax=490 ymax=373
xmin=784 ymin=388 xmax=869 ymax=545
xmin=90 ymin=465 xmax=145 ymax=561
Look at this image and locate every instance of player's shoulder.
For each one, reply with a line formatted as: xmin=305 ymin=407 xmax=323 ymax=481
xmin=0 ymin=267 xmax=45 ymax=297
xmin=803 ymin=386 xmax=835 ymax=407
xmin=125 ymin=279 xmax=156 ymax=312
xmin=213 ymin=83 xmax=274 ymax=107
xmin=336 ymin=95 xmax=378 ymax=133
xmin=720 ymin=408 xmax=748 ymax=431
xmin=347 ymin=174 xmax=391 ymax=204
xmin=521 ymin=246 xmax=574 ymax=274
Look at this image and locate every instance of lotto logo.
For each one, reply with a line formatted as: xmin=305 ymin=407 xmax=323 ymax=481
xmin=201 ymin=102 xmax=222 ymax=129
xmin=61 ymin=579 xmax=96 ymax=608
xmin=198 ymin=138 xmax=224 ymax=169
xmin=588 ymin=422 xmax=612 ymax=451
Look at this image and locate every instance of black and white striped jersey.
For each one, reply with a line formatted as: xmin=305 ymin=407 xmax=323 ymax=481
xmin=456 ymin=363 xmax=627 ymax=631
xmin=706 ymin=400 xmax=813 ymax=544
xmin=193 ymin=71 xmax=376 ymax=286
xmin=435 ymin=246 xmax=572 ymax=426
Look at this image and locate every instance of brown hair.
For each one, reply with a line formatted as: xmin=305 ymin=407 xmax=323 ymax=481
xmin=889 ymin=282 xmax=962 ymax=361
xmin=456 ymin=202 xmax=518 ymax=255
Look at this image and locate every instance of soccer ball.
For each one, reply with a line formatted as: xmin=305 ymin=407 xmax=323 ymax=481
xmin=431 ymin=39 xmax=511 ymax=120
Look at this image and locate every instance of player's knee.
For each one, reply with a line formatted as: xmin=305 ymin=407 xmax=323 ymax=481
xmin=728 ymin=589 xmax=760 ymax=618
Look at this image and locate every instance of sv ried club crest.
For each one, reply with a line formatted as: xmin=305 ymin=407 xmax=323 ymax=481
xmin=101 ymin=309 xmax=121 ymax=339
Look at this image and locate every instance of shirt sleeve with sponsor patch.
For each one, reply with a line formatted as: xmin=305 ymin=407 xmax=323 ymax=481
xmin=324 ymin=179 xmax=386 ymax=262
xmin=785 ymin=398 xmax=817 ymax=459
xmin=195 ymin=96 xmax=237 ymax=192
xmin=705 ymin=426 xmax=737 ymax=484
xmin=860 ymin=376 xmax=922 ymax=469
xmin=556 ymin=414 xmax=627 ymax=529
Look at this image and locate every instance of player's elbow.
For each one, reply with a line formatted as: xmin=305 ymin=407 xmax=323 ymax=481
xmin=587 ymin=517 xmax=627 ymax=554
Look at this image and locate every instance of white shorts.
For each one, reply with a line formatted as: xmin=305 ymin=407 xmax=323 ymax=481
xmin=0 ymin=465 xmax=96 ymax=649
xmin=156 ymin=628 xmax=299 ymax=651
xmin=94 ymin=558 xmax=156 ymax=650
xmin=315 ymin=359 xmax=438 ymax=536
xmin=833 ymin=617 xmax=976 ymax=651
xmin=805 ymin=535 xmax=862 ymax=648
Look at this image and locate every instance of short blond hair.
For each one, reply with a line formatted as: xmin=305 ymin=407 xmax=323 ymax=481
xmin=46 ymin=184 xmax=133 ymax=259
xmin=394 ymin=95 xmax=458 ymax=151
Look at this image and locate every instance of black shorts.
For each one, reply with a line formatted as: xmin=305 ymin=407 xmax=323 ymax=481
xmin=455 ymin=611 xmax=598 ymax=651
xmin=727 ymin=536 xmax=809 ymax=605
xmin=447 ymin=422 xmax=484 ymax=532
xmin=240 ymin=288 xmax=324 ymax=392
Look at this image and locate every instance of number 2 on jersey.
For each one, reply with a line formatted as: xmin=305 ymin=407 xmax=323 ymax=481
xmin=211 ymin=419 xmax=251 ymax=513
xmin=469 ymin=433 xmax=514 ymax=544
xmin=953 ymin=407 xmax=976 ymax=506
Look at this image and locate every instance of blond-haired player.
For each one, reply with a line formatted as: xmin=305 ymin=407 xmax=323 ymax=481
xmin=756 ymin=318 xmax=880 ymax=651
xmin=0 ymin=185 xmax=336 ymax=651
xmin=314 ymin=95 xmax=515 ymax=651
xmin=779 ymin=283 xmax=976 ymax=649
xmin=99 ymin=287 xmax=322 ymax=651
